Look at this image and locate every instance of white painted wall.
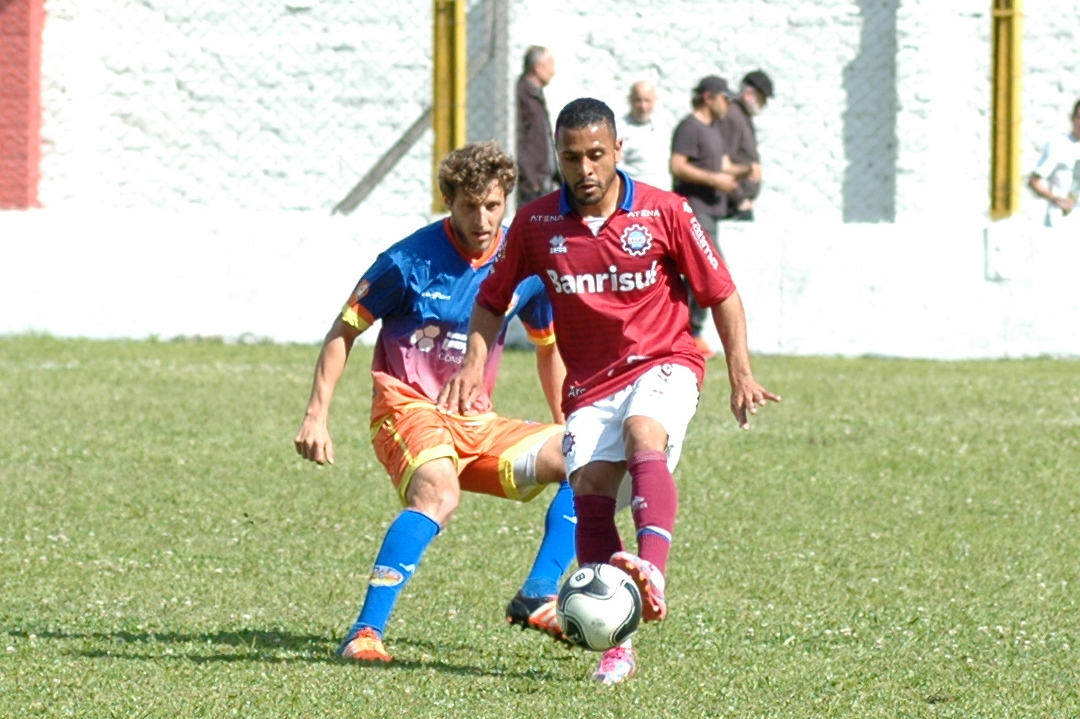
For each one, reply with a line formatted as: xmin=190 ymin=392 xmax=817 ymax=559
xmin=701 ymin=218 xmax=1080 ymax=359
xmin=0 ymin=209 xmax=416 ymax=345
xmin=3 ymin=1 xmax=1078 ymax=357
xmin=2 ymin=211 xmax=1077 ymax=358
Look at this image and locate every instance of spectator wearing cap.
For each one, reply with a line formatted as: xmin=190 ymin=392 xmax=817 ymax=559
xmin=670 ymin=75 xmax=743 ymax=359
xmin=719 ymin=70 xmax=775 ymax=221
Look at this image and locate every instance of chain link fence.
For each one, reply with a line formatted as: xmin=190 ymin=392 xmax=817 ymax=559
xmin=37 ymin=0 xmax=507 ymax=213
xmin=841 ymin=0 xmax=898 ymax=223
xmin=28 ymin=1 xmax=1080 ymax=220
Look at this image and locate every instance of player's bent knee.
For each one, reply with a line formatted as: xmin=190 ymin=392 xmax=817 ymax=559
xmin=404 ymin=491 xmax=459 ymax=528
xmin=405 ymin=460 xmax=462 ymax=526
xmin=622 ymin=415 xmax=669 ymax=454
xmin=533 ymin=433 xmax=568 ymax=484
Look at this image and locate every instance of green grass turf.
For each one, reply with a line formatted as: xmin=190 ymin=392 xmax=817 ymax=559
xmin=1 ymin=335 xmax=1078 ymax=717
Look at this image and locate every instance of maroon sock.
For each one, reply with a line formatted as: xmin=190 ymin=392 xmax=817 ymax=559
xmin=628 ymin=449 xmax=678 ymax=574
xmin=573 ymin=494 xmax=622 ymax=565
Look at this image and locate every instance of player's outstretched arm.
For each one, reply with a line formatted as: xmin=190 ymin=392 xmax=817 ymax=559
xmin=294 ymin=316 xmax=361 ymax=465
xmin=711 ymin=291 xmax=781 ymax=430
xmin=535 ymin=341 xmax=567 ymax=424
xmin=437 ymin=303 xmax=504 ymax=415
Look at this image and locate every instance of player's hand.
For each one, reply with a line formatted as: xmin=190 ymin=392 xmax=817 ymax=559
xmin=437 ymin=367 xmax=484 ymax=416
xmin=294 ymin=416 xmax=334 ymax=465
xmin=749 ymin=162 xmax=763 ymax=183
xmin=729 ymin=377 xmax=781 ymax=430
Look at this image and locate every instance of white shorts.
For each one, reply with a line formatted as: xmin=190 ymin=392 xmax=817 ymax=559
xmin=562 ymin=362 xmax=700 ymax=480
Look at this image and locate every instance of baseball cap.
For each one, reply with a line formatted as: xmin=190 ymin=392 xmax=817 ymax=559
xmin=693 ymin=75 xmax=736 ymax=100
xmin=742 ymin=70 xmax=774 ymax=98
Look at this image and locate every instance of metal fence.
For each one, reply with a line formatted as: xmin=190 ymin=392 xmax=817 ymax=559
xmin=333 ymin=0 xmax=510 ymax=215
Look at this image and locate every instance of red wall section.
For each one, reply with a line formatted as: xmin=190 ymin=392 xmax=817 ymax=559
xmin=0 ymin=0 xmax=44 ymax=209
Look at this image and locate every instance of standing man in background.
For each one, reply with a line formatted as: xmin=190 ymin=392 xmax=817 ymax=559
xmin=719 ymin=70 xmax=774 ymax=221
xmin=618 ymin=80 xmax=671 ymax=189
xmin=1027 ymin=99 xmax=1080 ymax=228
xmin=516 ymin=46 xmax=559 ymax=206
xmin=670 ymin=75 xmax=742 ymax=359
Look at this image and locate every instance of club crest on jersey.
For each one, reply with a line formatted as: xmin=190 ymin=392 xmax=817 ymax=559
xmin=549 ymin=235 xmax=568 ymax=254
xmin=561 ymin=431 xmax=576 ymax=456
xmin=355 ymin=280 xmax=371 ymax=301
xmin=620 ymin=224 xmax=653 ymax=257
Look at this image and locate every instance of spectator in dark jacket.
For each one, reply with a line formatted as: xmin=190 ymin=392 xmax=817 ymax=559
xmin=516 ymin=46 xmax=559 ymax=205
xmin=719 ymin=70 xmax=774 ymax=221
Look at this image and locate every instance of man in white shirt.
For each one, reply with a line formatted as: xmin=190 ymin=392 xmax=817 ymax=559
xmin=617 ymin=80 xmax=671 ymax=189
xmin=1028 ymin=99 xmax=1080 ymax=228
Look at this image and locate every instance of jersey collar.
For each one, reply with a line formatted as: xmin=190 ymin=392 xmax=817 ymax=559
xmin=558 ymin=169 xmax=636 ymax=217
xmin=442 ymin=217 xmax=504 ymax=268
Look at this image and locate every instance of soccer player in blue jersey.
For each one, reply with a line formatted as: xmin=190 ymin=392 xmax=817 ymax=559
xmin=294 ymin=141 xmax=576 ymax=662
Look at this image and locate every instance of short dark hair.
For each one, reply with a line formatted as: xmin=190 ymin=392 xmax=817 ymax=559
xmin=522 ymin=46 xmax=548 ymax=75
xmin=437 ymin=141 xmax=516 ymax=201
xmin=554 ymin=97 xmax=617 ymax=138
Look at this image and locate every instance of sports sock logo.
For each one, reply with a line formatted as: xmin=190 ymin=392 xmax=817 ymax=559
xmin=369 ymin=565 xmax=405 ymax=587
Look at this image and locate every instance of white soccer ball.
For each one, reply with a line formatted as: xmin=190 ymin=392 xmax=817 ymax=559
xmin=556 ymin=563 xmax=642 ymax=651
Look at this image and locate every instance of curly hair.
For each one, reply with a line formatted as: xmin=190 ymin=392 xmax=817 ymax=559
xmin=437 ymin=141 xmax=517 ymax=202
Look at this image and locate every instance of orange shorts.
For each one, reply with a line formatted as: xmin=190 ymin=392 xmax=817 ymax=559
xmin=370 ymin=405 xmax=564 ymax=505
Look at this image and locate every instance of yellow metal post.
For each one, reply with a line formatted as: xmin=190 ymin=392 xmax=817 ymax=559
xmin=990 ymin=0 xmax=1022 ymax=220
xmin=431 ymin=0 xmax=467 ymax=214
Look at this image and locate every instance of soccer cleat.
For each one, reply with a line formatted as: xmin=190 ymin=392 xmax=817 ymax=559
xmin=592 ymin=645 xmax=636 ymax=685
xmin=693 ymin=336 xmax=717 ymax=360
xmin=609 ymin=551 xmax=667 ymax=622
xmin=505 ymin=591 xmax=570 ymax=644
xmin=337 ymin=626 xmax=391 ymax=662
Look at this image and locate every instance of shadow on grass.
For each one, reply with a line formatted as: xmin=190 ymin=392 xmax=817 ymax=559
xmin=5 ymin=627 xmax=568 ymax=680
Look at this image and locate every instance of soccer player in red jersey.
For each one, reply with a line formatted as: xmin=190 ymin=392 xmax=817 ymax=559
xmin=439 ymin=98 xmax=779 ymax=684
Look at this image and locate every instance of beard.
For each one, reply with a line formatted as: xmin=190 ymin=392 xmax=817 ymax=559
xmin=572 ymin=175 xmax=614 ymax=206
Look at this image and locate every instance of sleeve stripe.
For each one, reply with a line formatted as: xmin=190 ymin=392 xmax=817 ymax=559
xmin=342 ymin=303 xmax=374 ymax=332
xmin=524 ymin=325 xmax=556 ymax=346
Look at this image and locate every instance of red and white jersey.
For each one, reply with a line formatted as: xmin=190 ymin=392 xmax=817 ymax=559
xmin=478 ymin=172 xmax=737 ymax=415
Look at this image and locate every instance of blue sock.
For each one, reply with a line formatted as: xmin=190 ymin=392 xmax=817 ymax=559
xmin=346 ymin=508 xmax=440 ymax=638
xmin=520 ymin=480 xmax=577 ymax=598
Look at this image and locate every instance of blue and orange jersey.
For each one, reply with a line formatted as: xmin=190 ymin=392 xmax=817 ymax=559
xmin=341 ymin=218 xmax=555 ymax=422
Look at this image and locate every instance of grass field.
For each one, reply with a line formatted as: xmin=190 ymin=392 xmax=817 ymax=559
xmin=2 ymin=335 xmax=1078 ymax=717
